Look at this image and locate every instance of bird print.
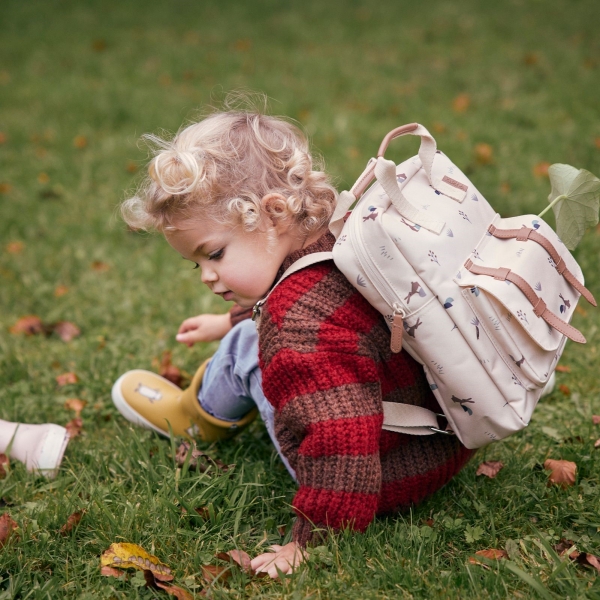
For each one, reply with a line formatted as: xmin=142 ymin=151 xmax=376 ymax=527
xmin=400 ymin=217 xmax=421 ymax=232
xmin=363 ymin=206 xmax=378 ymax=222
xmin=403 ymin=318 xmax=422 ymax=338
xmin=443 ymin=297 xmax=454 ymax=309
xmin=404 ymin=281 xmax=427 ymax=304
xmin=559 ymin=293 xmax=570 ymax=312
xmin=509 ymin=354 xmax=525 ymax=368
xmin=451 ymin=395 xmax=475 ymax=416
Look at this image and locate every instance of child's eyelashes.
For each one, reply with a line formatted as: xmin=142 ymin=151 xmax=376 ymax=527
xmin=208 ymin=249 xmax=224 ymax=260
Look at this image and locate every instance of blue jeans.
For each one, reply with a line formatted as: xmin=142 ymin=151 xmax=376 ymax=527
xmin=197 ymin=319 xmax=296 ymax=480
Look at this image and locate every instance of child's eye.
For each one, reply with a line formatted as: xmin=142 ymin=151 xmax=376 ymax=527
xmin=208 ymin=249 xmax=223 ymax=260
xmin=192 ymin=263 xmax=200 ymax=269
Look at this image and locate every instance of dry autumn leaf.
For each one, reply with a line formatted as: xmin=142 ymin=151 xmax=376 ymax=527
xmin=469 ymin=548 xmax=508 ymax=564
xmin=65 ymin=418 xmax=83 ymax=438
xmin=475 ymin=143 xmax=494 ymax=165
xmin=10 ymin=315 xmax=44 ymax=335
xmin=559 ymin=384 xmax=571 ymax=396
xmin=60 ymin=510 xmax=84 ymax=535
xmin=555 ymin=365 xmax=571 ymax=373
xmin=101 ymin=542 xmax=174 ymax=581
xmin=175 ymin=441 xmax=231 ymax=472
xmin=554 ymin=538 xmax=579 ymax=558
xmin=216 ymin=550 xmax=253 ymax=572
xmin=73 ymin=135 xmax=88 ymax=149
xmin=0 ymin=132 xmax=6 ymax=144
xmin=0 ymin=454 xmax=8 ymax=479
xmin=0 ymin=183 xmax=12 ymax=194
xmin=201 ymin=564 xmax=231 ymax=584
xmin=533 ymin=162 xmax=550 ymax=178
xmin=91 ymin=260 xmax=110 ymax=272
xmin=452 ymin=93 xmax=470 ymax=113
xmin=155 ymin=580 xmax=194 ymax=600
xmin=476 ymin=461 xmax=504 ymax=478
xmin=64 ymin=398 xmax=87 ymax=418
xmin=0 ymin=513 xmax=17 ymax=547
xmin=56 ymin=372 xmax=78 ymax=386
xmin=53 ymin=321 xmax=81 ymax=342
xmin=544 ymin=459 xmax=576 ymax=488
xmin=54 ymin=285 xmax=69 ymax=297
xmin=100 ymin=565 xmax=127 ymax=579
xmin=159 ymin=351 xmax=183 ymax=387
xmin=578 ymin=553 xmax=600 ymax=572
xmin=6 ymin=241 xmax=24 ymax=254
xmin=575 ymin=305 xmax=588 ymax=317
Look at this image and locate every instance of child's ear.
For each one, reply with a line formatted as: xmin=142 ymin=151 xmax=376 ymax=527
xmin=260 ymin=193 xmax=290 ymax=232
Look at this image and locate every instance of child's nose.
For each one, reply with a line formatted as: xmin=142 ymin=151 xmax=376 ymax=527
xmin=201 ymin=266 xmax=218 ymax=284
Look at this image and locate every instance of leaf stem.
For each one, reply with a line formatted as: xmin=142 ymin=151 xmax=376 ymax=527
xmin=538 ymin=194 xmax=567 ymax=219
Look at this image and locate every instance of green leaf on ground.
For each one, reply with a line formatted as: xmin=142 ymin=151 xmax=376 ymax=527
xmin=542 ymin=164 xmax=600 ymax=250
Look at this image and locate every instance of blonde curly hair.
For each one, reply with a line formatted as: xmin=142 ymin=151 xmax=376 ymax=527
xmin=121 ymin=110 xmax=338 ymax=238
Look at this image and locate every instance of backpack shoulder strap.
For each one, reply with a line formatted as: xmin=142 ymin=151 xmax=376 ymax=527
xmin=251 ymin=252 xmax=334 ymax=321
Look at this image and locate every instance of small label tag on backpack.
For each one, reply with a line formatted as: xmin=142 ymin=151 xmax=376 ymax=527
xmin=390 ymin=313 xmax=404 ymax=353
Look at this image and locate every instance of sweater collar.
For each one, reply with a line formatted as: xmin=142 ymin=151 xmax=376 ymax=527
xmin=277 ymin=231 xmax=336 ymax=280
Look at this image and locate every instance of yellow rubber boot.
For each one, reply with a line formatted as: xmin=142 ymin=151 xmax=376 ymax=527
xmin=111 ymin=360 xmax=258 ymax=441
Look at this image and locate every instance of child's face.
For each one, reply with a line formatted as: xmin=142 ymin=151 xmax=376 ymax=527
xmin=166 ymin=217 xmax=298 ymax=308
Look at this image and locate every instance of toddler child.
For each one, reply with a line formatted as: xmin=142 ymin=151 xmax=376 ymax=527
xmin=112 ymin=109 xmax=474 ymax=577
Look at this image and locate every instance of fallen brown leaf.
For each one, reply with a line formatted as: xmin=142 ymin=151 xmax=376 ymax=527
xmin=476 ymin=461 xmax=504 ymax=478
xmin=6 ymin=241 xmax=24 ymax=254
xmin=555 ymin=365 xmax=571 ymax=373
xmin=452 ymin=93 xmax=471 ymax=113
xmin=0 ymin=183 xmax=12 ymax=194
xmin=159 ymin=351 xmax=183 ymax=387
xmin=577 ymin=553 xmax=600 ymax=572
xmin=533 ymin=162 xmax=550 ymax=178
xmin=474 ymin=143 xmax=494 ymax=165
xmin=595 ymin=137 xmax=600 ymax=150
xmin=126 ymin=161 xmax=138 ymax=173
xmin=73 ymin=135 xmax=88 ymax=149
xmin=277 ymin=524 xmax=287 ymax=537
xmin=592 ymin=415 xmax=600 ymax=425
xmin=523 ymin=52 xmax=539 ymax=66
xmin=10 ymin=315 xmax=44 ymax=335
xmin=60 ymin=510 xmax=84 ymax=535
xmin=544 ymin=459 xmax=576 ymax=488
xmin=155 ymin=580 xmax=195 ymax=599
xmin=100 ymin=565 xmax=127 ymax=579
xmin=101 ymin=542 xmax=174 ymax=581
xmin=92 ymin=39 xmax=107 ymax=52
xmin=558 ymin=384 xmax=571 ymax=396
xmin=64 ymin=398 xmax=87 ymax=418
xmin=0 ymin=513 xmax=18 ymax=547
xmin=53 ymin=321 xmax=81 ymax=342
xmin=575 ymin=305 xmax=588 ymax=317
xmin=65 ymin=418 xmax=83 ymax=438
xmin=194 ymin=506 xmax=210 ymax=519
xmin=216 ymin=550 xmax=252 ymax=571
xmin=554 ymin=539 xmax=579 ymax=559
xmin=56 ymin=372 xmax=78 ymax=386
xmin=469 ymin=548 xmax=508 ymax=564
xmin=0 ymin=132 xmax=6 ymax=144
xmin=201 ymin=564 xmax=231 ymax=584
xmin=432 ymin=122 xmax=446 ymax=133
xmin=0 ymin=454 xmax=8 ymax=479
xmin=54 ymin=285 xmax=69 ymax=297
xmin=91 ymin=260 xmax=110 ymax=272
xmin=175 ymin=442 xmax=231 ymax=473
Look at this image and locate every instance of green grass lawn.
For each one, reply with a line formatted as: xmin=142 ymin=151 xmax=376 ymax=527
xmin=1 ymin=0 xmax=600 ymax=597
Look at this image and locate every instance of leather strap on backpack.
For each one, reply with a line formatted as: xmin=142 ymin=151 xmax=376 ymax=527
xmin=464 ymin=260 xmax=586 ymax=344
xmin=487 ymin=224 xmax=597 ymax=307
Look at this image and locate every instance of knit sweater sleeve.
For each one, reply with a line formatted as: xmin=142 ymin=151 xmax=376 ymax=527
xmin=259 ymin=263 xmax=385 ymax=546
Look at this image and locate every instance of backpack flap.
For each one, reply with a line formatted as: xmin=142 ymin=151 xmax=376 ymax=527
xmin=455 ymin=214 xmax=587 ymax=387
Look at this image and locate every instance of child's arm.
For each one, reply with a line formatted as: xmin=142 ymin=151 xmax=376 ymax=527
xmin=176 ymin=305 xmax=254 ymax=346
xmin=175 ymin=313 xmax=232 ymax=346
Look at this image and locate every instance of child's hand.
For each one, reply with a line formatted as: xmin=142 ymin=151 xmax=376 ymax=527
xmin=175 ymin=313 xmax=232 ymax=346
xmin=250 ymin=542 xmax=306 ymax=578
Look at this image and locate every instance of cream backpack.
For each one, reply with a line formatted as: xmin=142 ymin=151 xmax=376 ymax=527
xmin=254 ymin=124 xmax=597 ymax=449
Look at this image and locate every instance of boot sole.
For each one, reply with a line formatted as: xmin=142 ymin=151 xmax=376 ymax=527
xmin=33 ymin=425 xmax=70 ymax=478
xmin=111 ymin=371 xmax=174 ymax=438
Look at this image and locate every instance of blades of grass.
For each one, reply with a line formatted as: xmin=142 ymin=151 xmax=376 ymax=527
xmin=233 ymin=484 xmax=248 ymax=538
xmin=503 ymin=561 xmax=555 ymax=600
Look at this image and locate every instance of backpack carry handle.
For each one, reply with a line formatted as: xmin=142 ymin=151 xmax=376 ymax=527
xmin=329 ymin=123 xmax=443 ymax=238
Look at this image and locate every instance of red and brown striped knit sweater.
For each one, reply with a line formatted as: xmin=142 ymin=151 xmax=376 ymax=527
xmin=257 ymin=232 xmax=474 ymax=546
